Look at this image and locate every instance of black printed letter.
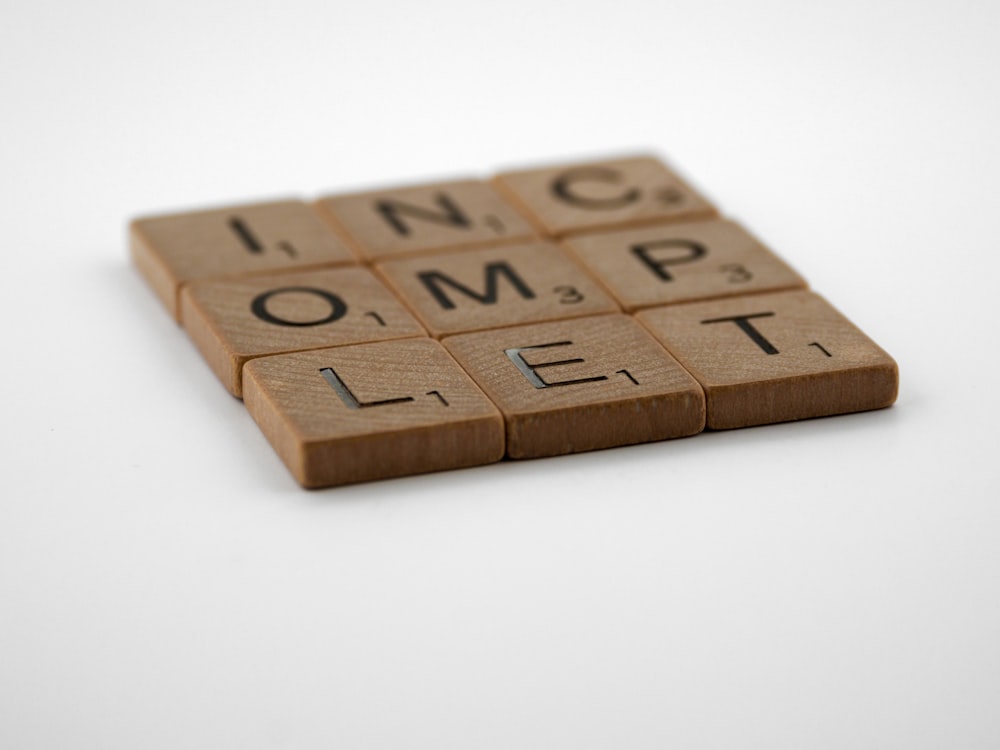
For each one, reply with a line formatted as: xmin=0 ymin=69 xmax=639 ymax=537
xmin=700 ymin=312 xmax=779 ymax=354
xmin=319 ymin=368 xmax=414 ymax=409
xmin=504 ymin=341 xmax=608 ymax=389
xmin=417 ymin=262 xmax=535 ymax=310
xmin=375 ymin=193 xmax=471 ymax=237
xmin=550 ymin=167 xmax=641 ymax=210
xmin=250 ymin=287 xmax=348 ymax=327
xmin=631 ymin=239 xmax=707 ymax=281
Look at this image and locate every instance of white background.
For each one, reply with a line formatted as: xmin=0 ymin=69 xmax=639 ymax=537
xmin=2 ymin=1 xmax=998 ymax=747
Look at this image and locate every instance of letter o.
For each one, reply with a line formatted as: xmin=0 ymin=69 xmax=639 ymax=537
xmin=250 ymin=287 xmax=348 ymax=327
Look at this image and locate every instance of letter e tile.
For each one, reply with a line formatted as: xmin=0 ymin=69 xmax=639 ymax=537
xmin=443 ymin=314 xmax=705 ymax=458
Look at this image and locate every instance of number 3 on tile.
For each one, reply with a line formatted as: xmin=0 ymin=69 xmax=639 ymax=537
xmin=720 ymin=263 xmax=752 ymax=283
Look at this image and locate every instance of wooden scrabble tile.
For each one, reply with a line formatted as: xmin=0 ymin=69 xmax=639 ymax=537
xmin=376 ymin=242 xmax=620 ymax=338
xmin=243 ymin=339 xmax=505 ymax=488
xmin=314 ymin=178 xmax=538 ymax=262
xmin=131 ymin=199 xmax=357 ymax=321
xmin=636 ymin=290 xmax=898 ymax=429
xmin=180 ymin=267 xmax=427 ymax=397
xmin=494 ymin=155 xmax=716 ymax=237
xmin=443 ymin=314 xmax=705 ymax=458
xmin=563 ymin=218 xmax=807 ymax=311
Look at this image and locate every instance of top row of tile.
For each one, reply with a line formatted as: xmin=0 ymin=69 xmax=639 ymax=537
xmin=322 ymin=154 xmax=717 ymax=259
xmin=131 ymin=156 xmax=717 ymax=320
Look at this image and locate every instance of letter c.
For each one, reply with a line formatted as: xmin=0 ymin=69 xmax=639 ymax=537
xmin=550 ymin=167 xmax=641 ymax=210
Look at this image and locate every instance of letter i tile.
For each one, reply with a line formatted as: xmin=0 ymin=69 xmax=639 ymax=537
xmin=636 ymin=290 xmax=899 ymax=429
xmin=130 ymin=199 xmax=357 ymax=321
xmin=243 ymin=339 xmax=505 ymax=488
xmin=443 ymin=314 xmax=705 ymax=458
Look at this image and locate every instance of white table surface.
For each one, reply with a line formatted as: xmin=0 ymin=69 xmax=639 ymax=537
xmin=3 ymin=1 xmax=998 ymax=747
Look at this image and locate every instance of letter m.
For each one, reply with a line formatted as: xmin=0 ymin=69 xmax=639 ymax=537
xmin=417 ymin=261 xmax=536 ymax=310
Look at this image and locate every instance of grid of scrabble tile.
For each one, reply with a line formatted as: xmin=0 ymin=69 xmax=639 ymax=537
xmin=131 ymin=154 xmax=898 ymax=488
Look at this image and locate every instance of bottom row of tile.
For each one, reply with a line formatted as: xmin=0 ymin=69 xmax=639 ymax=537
xmin=240 ymin=290 xmax=898 ymax=488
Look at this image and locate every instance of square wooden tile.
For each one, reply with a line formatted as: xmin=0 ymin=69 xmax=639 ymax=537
xmin=443 ymin=314 xmax=705 ymax=458
xmin=243 ymin=339 xmax=505 ymax=488
xmin=314 ymin=178 xmax=538 ymax=262
xmin=636 ymin=290 xmax=898 ymax=429
xmin=376 ymin=242 xmax=620 ymax=338
xmin=131 ymin=199 xmax=357 ymax=321
xmin=180 ymin=267 xmax=427 ymax=397
xmin=494 ymin=155 xmax=716 ymax=237
xmin=563 ymin=218 xmax=807 ymax=311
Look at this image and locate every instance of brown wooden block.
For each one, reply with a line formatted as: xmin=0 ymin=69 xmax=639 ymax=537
xmin=131 ymin=199 xmax=357 ymax=321
xmin=635 ymin=290 xmax=898 ymax=429
xmin=563 ymin=218 xmax=807 ymax=311
xmin=376 ymin=242 xmax=620 ymax=338
xmin=243 ymin=339 xmax=505 ymax=488
xmin=314 ymin=179 xmax=538 ymax=262
xmin=442 ymin=314 xmax=705 ymax=459
xmin=493 ymin=155 xmax=717 ymax=237
xmin=180 ymin=267 xmax=427 ymax=398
